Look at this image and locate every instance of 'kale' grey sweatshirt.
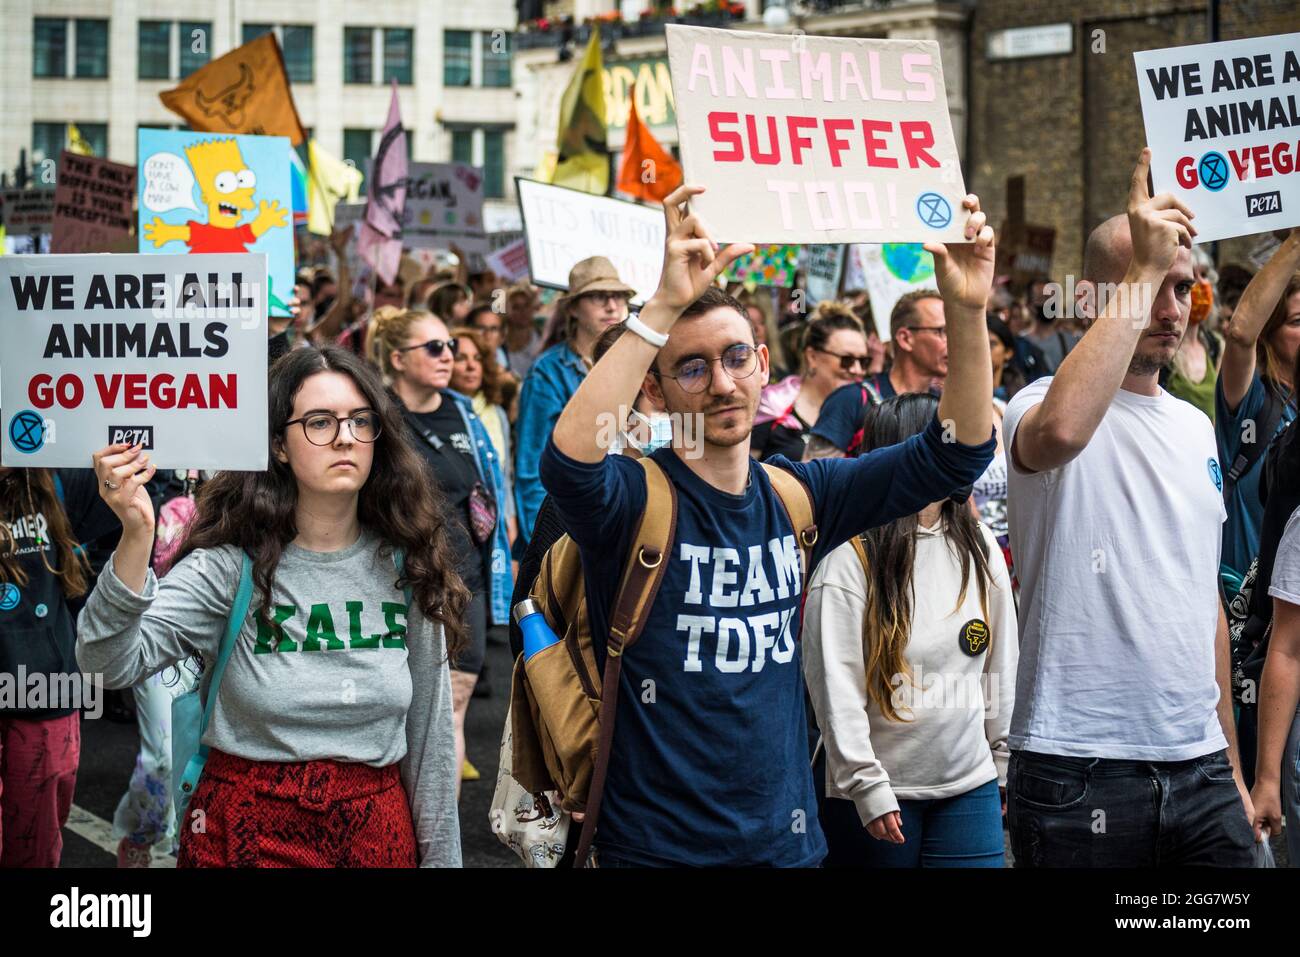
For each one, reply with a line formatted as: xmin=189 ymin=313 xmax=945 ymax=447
xmin=76 ymin=529 xmax=462 ymax=867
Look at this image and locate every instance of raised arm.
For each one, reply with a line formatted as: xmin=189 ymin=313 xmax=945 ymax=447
xmin=307 ymin=226 xmax=355 ymax=343
xmin=1012 ymin=149 xmax=1194 ymax=473
xmin=926 ymin=194 xmax=995 ymax=446
xmin=551 ymin=185 xmax=752 ymax=463
xmin=1220 ymin=229 xmax=1300 ymax=412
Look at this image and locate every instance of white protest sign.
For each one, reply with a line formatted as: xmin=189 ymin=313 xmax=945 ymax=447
xmin=517 ymin=178 xmax=665 ymax=305
xmin=1135 ymin=33 xmax=1300 ymax=243
xmin=486 ymin=237 xmax=530 ymax=282
xmin=666 ymin=25 xmax=968 ymax=245
xmin=1 ymin=254 xmax=268 ymax=469
xmin=386 ymin=161 xmax=487 ymax=251
xmin=849 ymin=243 xmax=937 ymax=341
xmin=800 ymin=244 xmax=845 ymax=305
xmin=141 ymin=153 xmax=199 ymax=213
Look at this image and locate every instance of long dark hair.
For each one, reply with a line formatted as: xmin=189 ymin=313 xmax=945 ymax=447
xmin=856 ymin=393 xmax=993 ymax=722
xmin=0 ymin=468 xmax=90 ymax=598
xmin=177 ymin=346 xmax=470 ymax=657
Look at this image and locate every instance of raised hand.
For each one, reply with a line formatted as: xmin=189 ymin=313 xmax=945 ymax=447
xmin=650 ymin=185 xmax=754 ymax=314
xmin=143 ymin=217 xmax=186 ymax=248
xmin=252 ymin=199 xmax=288 ymax=236
xmin=91 ymin=443 xmax=157 ymax=537
xmin=923 ymin=194 xmax=995 ymax=312
xmin=1127 ymin=147 xmax=1196 ymax=278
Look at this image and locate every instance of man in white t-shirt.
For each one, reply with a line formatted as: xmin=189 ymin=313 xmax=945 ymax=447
xmin=1002 ymin=149 xmax=1255 ymax=867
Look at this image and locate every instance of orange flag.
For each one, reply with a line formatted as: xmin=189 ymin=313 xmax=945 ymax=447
xmin=160 ymin=33 xmax=306 ymax=145
xmin=617 ymin=97 xmax=682 ymax=202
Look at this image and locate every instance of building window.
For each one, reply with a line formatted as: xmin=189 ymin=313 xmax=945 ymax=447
xmin=344 ymin=27 xmax=373 ymax=84
xmin=138 ymin=22 xmax=170 ymax=79
xmin=75 ymin=19 xmax=110 ymax=78
xmin=483 ymin=130 xmax=505 ymax=199
xmin=179 ymin=22 xmax=211 ymax=77
xmin=383 ymin=28 xmax=413 ymax=86
xmin=34 ymin=19 xmax=67 ymax=77
xmin=451 ymin=129 xmax=473 ymax=166
xmin=76 ymin=123 xmax=108 ymax=157
xmin=343 ymin=129 xmax=373 ymax=172
xmin=32 ymin=122 xmax=108 ymax=165
xmin=483 ymin=32 xmax=511 ymax=88
xmin=444 ymin=31 xmax=472 ymax=88
xmin=32 ymin=123 xmax=65 ymax=165
xmin=242 ymin=23 xmax=272 ymax=45
xmin=282 ymin=26 xmax=314 ymax=84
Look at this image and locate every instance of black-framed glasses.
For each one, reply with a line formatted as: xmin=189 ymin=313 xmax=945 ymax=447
xmin=284 ymin=411 xmax=383 ymax=446
xmin=655 ymin=343 xmax=758 ymax=394
xmin=398 ymin=338 xmax=459 ymax=358
xmin=578 ymin=290 xmax=632 ymax=306
xmin=813 ymin=347 xmax=871 ymax=373
xmin=904 ymin=325 xmax=947 ymax=339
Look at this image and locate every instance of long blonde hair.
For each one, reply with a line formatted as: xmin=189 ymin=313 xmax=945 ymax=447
xmin=365 ymin=306 xmax=444 ymax=384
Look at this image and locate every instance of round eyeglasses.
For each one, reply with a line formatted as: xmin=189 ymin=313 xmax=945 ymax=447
xmin=656 ymin=343 xmax=758 ymax=394
xmin=283 ymin=411 xmax=383 ymax=446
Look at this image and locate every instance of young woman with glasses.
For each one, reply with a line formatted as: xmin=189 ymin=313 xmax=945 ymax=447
xmin=365 ymin=307 xmax=513 ymax=790
xmin=76 ymin=346 xmax=467 ymax=867
xmin=751 ymin=302 xmax=870 ymax=462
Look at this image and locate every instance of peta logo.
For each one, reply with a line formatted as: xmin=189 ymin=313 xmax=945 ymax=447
xmin=50 ymin=887 xmax=151 ymax=937
xmin=1246 ymin=191 xmax=1281 ymax=218
xmin=108 ymin=425 xmax=154 ymax=449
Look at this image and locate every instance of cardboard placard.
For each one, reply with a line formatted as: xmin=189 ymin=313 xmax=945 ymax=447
xmin=51 ymin=153 xmax=136 ymax=254
xmin=801 ymin=244 xmax=846 ymax=304
xmin=1135 ymin=33 xmax=1300 ymax=243
xmin=847 ymin=243 xmax=937 ymax=341
xmin=666 ymin=24 xmax=968 ymax=244
xmin=138 ymin=129 xmax=294 ymax=316
xmin=393 ymin=161 xmax=488 ymax=252
xmin=516 ymin=178 xmax=664 ymax=305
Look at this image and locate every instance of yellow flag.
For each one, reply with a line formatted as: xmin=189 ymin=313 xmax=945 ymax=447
xmin=307 ymin=139 xmax=364 ymax=235
xmin=551 ymin=27 xmax=608 ymax=194
xmin=67 ymin=124 xmax=94 ymax=156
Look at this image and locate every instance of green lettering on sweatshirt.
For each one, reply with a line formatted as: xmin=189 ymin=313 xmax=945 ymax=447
xmin=254 ymin=605 xmax=298 ymax=654
xmin=381 ymin=602 xmax=407 ymax=649
xmin=347 ymin=600 xmax=381 ymax=649
xmin=302 ymin=603 xmax=345 ymax=651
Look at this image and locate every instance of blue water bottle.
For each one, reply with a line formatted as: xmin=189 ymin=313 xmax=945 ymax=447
xmin=515 ymin=599 xmax=561 ymax=660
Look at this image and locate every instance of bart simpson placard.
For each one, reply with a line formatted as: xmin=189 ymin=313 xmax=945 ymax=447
xmin=138 ymin=129 xmax=294 ymax=317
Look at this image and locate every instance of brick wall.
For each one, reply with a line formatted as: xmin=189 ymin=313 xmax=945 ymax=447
xmin=970 ymin=0 xmax=1300 ymax=281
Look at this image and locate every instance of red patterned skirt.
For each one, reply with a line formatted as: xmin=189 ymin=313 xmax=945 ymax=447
xmin=177 ymin=749 xmax=417 ymax=868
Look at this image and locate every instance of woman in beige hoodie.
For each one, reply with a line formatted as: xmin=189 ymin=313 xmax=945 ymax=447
xmin=804 ymin=393 xmax=1017 ymax=867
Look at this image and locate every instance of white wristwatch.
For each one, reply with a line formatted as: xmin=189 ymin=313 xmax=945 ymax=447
xmin=625 ymin=312 xmax=669 ymax=348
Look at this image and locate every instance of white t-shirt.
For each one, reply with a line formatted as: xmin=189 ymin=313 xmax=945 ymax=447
xmin=1267 ymin=505 xmax=1300 ymax=605
xmin=1003 ymin=376 xmax=1228 ymax=761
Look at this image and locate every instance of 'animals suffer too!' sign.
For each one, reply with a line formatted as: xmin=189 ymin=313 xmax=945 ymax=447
xmin=666 ymin=25 xmax=968 ymax=245
xmin=1135 ymin=33 xmax=1300 ymax=242
xmin=1 ymin=254 xmax=268 ymax=470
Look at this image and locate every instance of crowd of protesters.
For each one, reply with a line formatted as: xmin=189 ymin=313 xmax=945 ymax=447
xmin=5 ymin=146 xmax=1300 ymax=871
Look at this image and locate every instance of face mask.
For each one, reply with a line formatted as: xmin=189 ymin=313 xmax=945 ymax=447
xmin=1190 ymin=279 xmax=1214 ymax=325
xmin=624 ymin=411 xmax=674 ymax=455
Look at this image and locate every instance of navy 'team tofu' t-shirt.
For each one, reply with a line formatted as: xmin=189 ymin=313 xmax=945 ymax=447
xmin=538 ymin=415 xmax=993 ymax=866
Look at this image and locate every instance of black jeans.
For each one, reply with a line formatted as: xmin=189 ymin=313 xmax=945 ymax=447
xmin=1007 ymin=749 xmax=1255 ymax=867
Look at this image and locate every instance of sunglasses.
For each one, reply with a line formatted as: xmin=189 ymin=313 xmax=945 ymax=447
xmin=814 ymin=347 xmax=871 ymax=372
xmin=398 ymin=338 xmax=459 ymax=358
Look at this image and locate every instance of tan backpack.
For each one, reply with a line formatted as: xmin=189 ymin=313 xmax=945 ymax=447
xmin=509 ymin=456 xmax=818 ymax=866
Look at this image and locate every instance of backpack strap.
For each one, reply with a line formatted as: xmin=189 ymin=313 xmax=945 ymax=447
xmin=573 ymin=456 xmax=677 ymax=867
xmin=194 ymin=552 xmax=254 ymax=765
xmin=763 ymin=463 xmax=818 ymax=579
xmin=1225 ymin=389 xmax=1287 ymax=496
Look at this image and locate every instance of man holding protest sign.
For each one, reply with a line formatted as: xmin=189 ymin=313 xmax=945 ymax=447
xmin=1002 ymin=149 xmax=1255 ymax=867
xmin=538 ymin=180 xmax=996 ymax=866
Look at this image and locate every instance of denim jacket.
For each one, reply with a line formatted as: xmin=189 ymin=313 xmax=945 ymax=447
xmin=514 ymin=342 xmax=587 ymax=544
xmin=442 ymin=388 xmax=514 ymax=626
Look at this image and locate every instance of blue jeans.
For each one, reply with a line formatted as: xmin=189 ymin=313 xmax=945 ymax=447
xmin=821 ymin=778 xmax=1005 ymax=868
xmin=1007 ymin=749 xmax=1255 ymax=867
